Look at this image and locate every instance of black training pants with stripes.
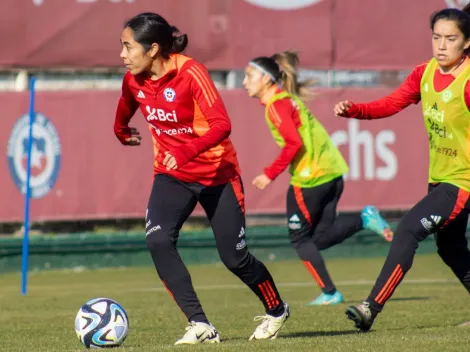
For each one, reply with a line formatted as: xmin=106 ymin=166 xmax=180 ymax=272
xmin=145 ymin=174 xmax=284 ymax=323
xmin=367 ymin=182 xmax=470 ymax=312
xmin=286 ymin=177 xmax=363 ymax=294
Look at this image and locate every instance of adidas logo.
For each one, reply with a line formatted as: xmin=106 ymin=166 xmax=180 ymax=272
xmin=420 ymin=218 xmax=433 ymax=231
xmin=432 ymin=102 xmax=438 ymax=111
xmin=137 ymin=90 xmax=145 ymax=99
xmin=420 ymin=215 xmax=441 ymax=232
xmin=288 ymin=214 xmax=301 ymax=230
xmin=236 ymin=239 xmax=246 ymax=250
xmin=289 ymin=214 xmax=300 ymax=222
xmin=238 ymin=226 xmax=245 ymax=238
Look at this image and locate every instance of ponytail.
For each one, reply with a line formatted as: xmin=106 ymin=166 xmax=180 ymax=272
xmin=124 ymin=13 xmax=188 ymax=59
xmin=271 ymin=51 xmax=315 ymax=101
xmin=170 ymin=25 xmax=188 ymax=54
xmin=464 ymin=2 xmax=470 ymax=15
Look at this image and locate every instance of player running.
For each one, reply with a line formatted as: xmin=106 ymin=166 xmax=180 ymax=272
xmin=114 ymin=12 xmax=289 ymax=344
xmin=243 ymin=51 xmax=393 ymax=306
xmin=334 ymin=5 xmax=470 ymax=331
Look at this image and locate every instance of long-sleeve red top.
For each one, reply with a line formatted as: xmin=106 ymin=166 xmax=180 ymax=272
xmin=344 ymin=61 xmax=470 ymax=119
xmin=261 ymin=87 xmax=303 ymax=180
xmin=114 ymin=54 xmax=240 ymax=186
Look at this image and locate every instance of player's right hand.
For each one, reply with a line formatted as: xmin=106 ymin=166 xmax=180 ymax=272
xmin=333 ymin=100 xmax=352 ymax=116
xmin=124 ymin=127 xmax=142 ymax=146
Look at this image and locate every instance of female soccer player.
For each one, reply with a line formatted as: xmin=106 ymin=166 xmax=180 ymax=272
xmin=243 ymin=51 xmax=393 ymax=306
xmin=114 ymin=12 xmax=289 ymax=344
xmin=334 ymin=6 xmax=470 ymax=331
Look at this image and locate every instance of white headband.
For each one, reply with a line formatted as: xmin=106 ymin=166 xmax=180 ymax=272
xmin=249 ymin=61 xmax=277 ymax=82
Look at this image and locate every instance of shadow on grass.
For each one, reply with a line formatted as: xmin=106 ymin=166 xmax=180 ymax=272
xmin=282 ymin=330 xmax=362 ymax=339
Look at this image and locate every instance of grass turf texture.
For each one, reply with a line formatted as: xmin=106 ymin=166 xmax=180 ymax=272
xmin=1 ymin=254 xmax=468 ymax=351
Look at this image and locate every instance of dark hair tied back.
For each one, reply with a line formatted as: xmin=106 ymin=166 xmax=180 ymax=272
xmin=125 ymin=12 xmax=188 ymax=59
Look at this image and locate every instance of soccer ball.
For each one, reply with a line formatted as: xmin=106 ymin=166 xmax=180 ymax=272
xmin=75 ymin=298 xmax=129 ymax=349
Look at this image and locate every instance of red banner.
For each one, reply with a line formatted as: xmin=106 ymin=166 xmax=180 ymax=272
xmin=333 ymin=0 xmax=445 ymax=70
xmin=0 ymin=88 xmax=429 ymax=222
xmin=0 ymin=0 xmax=459 ymax=69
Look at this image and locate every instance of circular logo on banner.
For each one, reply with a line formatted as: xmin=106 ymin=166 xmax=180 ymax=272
xmin=244 ymin=0 xmax=323 ymax=10
xmin=7 ymin=113 xmax=61 ymax=199
xmin=445 ymin=0 xmax=468 ymax=8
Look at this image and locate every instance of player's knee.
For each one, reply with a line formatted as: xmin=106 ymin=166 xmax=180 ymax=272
xmin=313 ymin=237 xmax=329 ymax=250
xmin=395 ymin=217 xmax=429 ymax=243
xmin=437 ymin=245 xmax=467 ymax=265
xmin=145 ymin=227 xmax=175 ymax=251
xmin=288 ymin=228 xmax=311 ymax=248
xmin=220 ymin=251 xmax=250 ymax=272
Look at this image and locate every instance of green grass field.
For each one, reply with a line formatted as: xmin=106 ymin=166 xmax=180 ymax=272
xmin=1 ymin=254 xmax=469 ymax=351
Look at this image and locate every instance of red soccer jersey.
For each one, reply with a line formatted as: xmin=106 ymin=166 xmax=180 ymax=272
xmin=114 ymin=54 xmax=240 ymax=186
xmin=344 ymin=60 xmax=470 ymax=119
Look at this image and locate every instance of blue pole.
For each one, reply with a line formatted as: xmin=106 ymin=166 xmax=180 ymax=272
xmin=21 ymin=76 xmax=36 ymax=296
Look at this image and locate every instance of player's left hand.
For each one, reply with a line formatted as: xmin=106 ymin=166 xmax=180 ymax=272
xmin=124 ymin=127 xmax=142 ymax=146
xmin=252 ymin=174 xmax=271 ymax=190
xmin=163 ymin=151 xmax=178 ymax=171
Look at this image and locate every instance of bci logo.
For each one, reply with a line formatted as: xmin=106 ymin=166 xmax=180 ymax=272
xmin=146 ymin=106 xmax=178 ymax=123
